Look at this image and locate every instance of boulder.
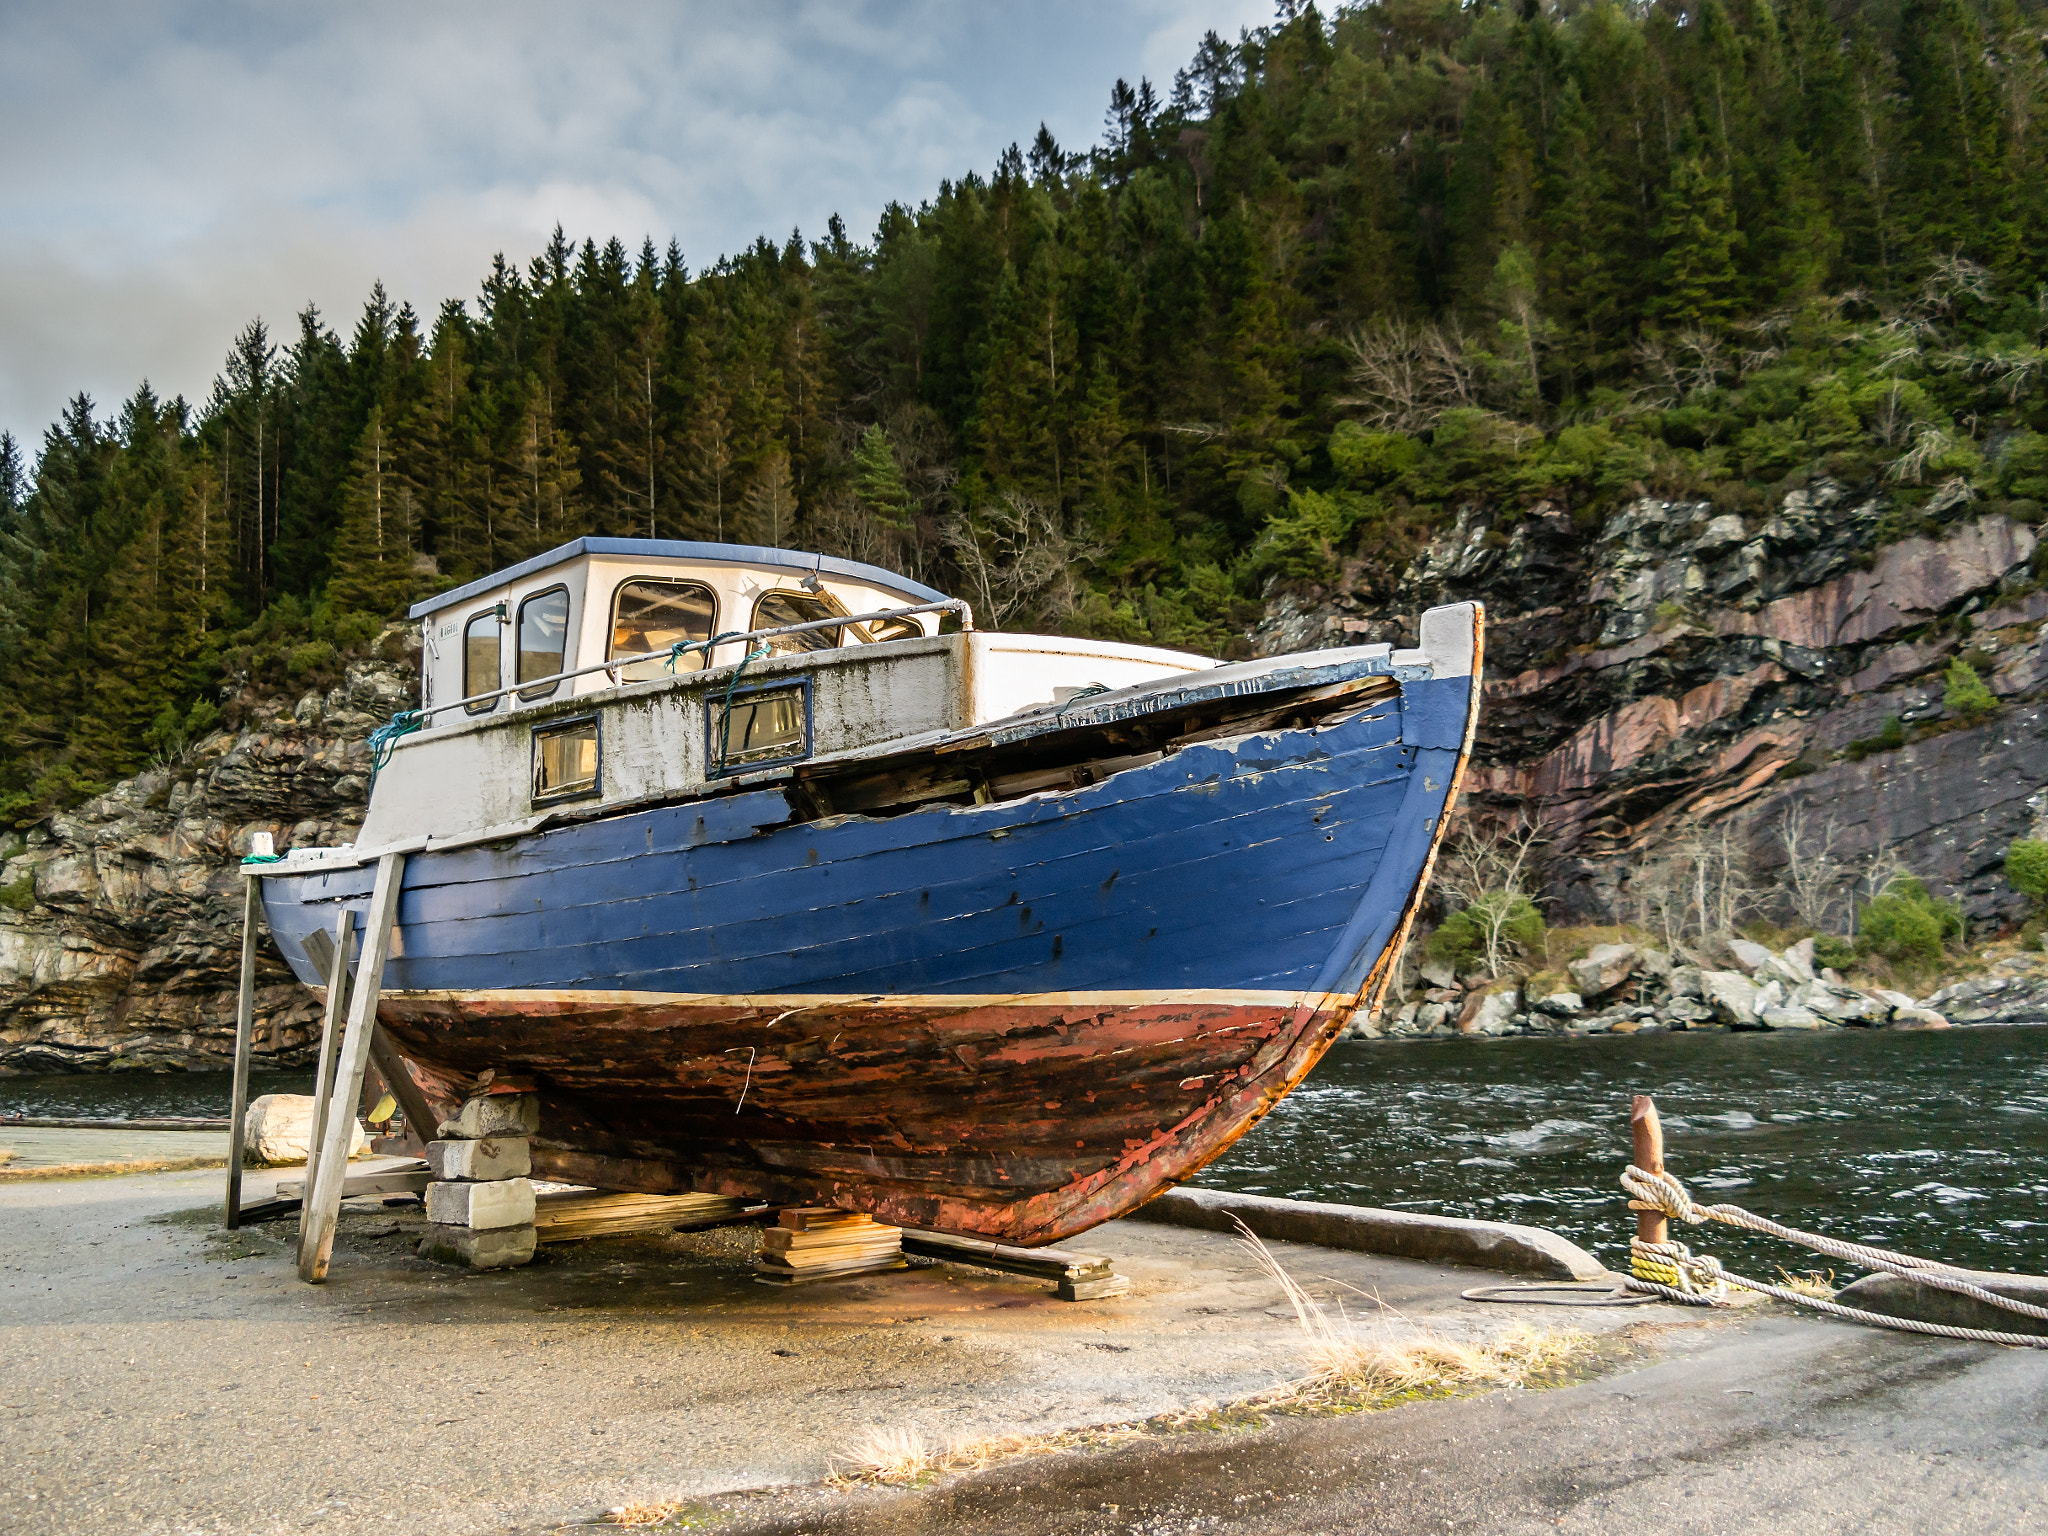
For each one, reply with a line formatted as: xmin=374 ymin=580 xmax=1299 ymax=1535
xmin=1700 ymin=970 xmax=1760 ymax=1026
xmin=1667 ymin=965 xmax=1705 ymax=999
xmin=1534 ymin=991 xmax=1584 ymax=1017
xmin=1753 ymin=979 xmax=1787 ymax=1014
xmin=1759 ymin=1005 xmax=1824 ymax=1030
xmin=1794 ymin=983 xmax=1888 ymax=1026
xmin=1637 ymin=948 xmax=1674 ymax=978
xmin=1415 ymin=1001 xmax=1449 ymax=1031
xmin=1873 ymin=988 xmax=1917 ymax=1010
xmin=1460 ymin=991 xmax=1517 ymax=1036
xmin=1665 ymin=997 xmax=1718 ymax=1026
xmin=1568 ymin=943 xmax=1638 ymax=998
xmin=242 ymin=1093 xmax=368 ymax=1167
xmin=1780 ymin=937 xmax=1818 ymax=982
xmin=1889 ymin=1006 xmax=1952 ymax=1030
xmin=1419 ymin=959 xmax=1458 ymax=990
xmin=1727 ymin=938 xmax=1799 ymax=984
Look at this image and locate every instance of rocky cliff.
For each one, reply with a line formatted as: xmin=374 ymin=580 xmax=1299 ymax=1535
xmin=1252 ymin=479 xmax=2047 ymax=933
xmin=0 ymin=641 xmax=416 ymax=1074
xmin=3 ymin=481 xmax=2043 ymax=1075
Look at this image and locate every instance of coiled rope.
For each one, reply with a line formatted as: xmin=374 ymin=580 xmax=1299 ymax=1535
xmin=1621 ymin=1163 xmax=2048 ymax=1348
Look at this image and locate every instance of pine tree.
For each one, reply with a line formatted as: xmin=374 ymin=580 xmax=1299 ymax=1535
xmin=1654 ymin=156 xmax=1745 ymax=330
xmin=327 ymin=409 xmax=421 ymax=617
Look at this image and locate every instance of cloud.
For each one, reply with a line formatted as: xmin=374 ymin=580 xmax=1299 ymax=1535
xmin=0 ymin=0 xmax=1276 ymax=450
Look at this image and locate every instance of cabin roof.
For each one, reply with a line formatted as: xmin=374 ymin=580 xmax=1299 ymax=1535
xmin=407 ymin=537 xmax=953 ymax=621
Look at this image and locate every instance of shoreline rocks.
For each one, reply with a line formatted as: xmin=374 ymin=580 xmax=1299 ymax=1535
xmin=1361 ymin=939 xmax=2048 ymax=1042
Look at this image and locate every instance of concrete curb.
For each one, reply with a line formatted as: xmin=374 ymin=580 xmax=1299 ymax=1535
xmin=1130 ymin=1187 xmax=1609 ymax=1281
xmin=1836 ymin=1270 xmax=2048 ymax=1338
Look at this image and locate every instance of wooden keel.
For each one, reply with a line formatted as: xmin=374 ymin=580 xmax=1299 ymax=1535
xmin=298 ymin=907 xmax=355 ymax=1246
xmin=298 ymin=852 xmax=406 ymax=1283
xmin=222 ymin=874 xmax=259 ymax=1230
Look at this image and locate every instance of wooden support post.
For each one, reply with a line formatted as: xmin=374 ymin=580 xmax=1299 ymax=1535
xmin=298 ymin=908 xmax=356 ymax=1245
xmin=1632 ymin=1094 xmax=1667 ymax=1248
xmin=223 ymin=874 xmax=260 ymax=1230
xmin=299 ymin=852 xmax=406 ymax=1284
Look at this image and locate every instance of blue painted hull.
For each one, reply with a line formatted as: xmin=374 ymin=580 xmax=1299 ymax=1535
xmin=258 ymin=668 xmax=1477 ymax=1241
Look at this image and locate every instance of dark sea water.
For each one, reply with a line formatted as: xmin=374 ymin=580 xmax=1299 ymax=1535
xmin=8 ymin=1029 xmax=2047 ymax=1282
xmin=0 ymin=1070 xmax=311 ymax=1120
xmin=1196 ymin=1026 xmax=2048 ymax=1280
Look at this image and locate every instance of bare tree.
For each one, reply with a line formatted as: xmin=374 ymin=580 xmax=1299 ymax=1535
xmin=1435 ymin=809 xmax=1547 ymax=977
xmin=1339 ymin=317 xmax=1481 ymax=433
xmin=1775 ymin=803 xmax=1846 ymax=932
xmin=1850 ymin=842 xmax=1911 ymax=935
xmin=940 ymin=491 xmax=1100 ymax=629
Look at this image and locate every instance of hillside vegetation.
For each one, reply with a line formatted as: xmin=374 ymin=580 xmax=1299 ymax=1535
xmin=2 ymin=0 xmax=2045 ymax=825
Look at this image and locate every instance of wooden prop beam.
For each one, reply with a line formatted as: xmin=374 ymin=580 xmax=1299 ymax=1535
xmin=299 ymin=907 xmax=356 ymax=1245
xmin=222 ymin=874 xmax=259 ymax=1230
xmin=368 ymin=1023 xmax=442 ymax=1148
xmin=298 ymin=852 xmax=406 ymax=1284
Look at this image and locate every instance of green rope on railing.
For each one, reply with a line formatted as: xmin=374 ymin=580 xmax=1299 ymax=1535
xmin=366 ymin=710 xmax=423 ymax=782
xmin=712 ymin=640 xmax=776 ymax=776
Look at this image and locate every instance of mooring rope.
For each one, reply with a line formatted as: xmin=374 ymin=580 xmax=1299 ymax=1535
xmin=365 ymin=709 xmax=423 ymax=782
xmin=1619 ymin=1163 xmax=2048 ymax=1347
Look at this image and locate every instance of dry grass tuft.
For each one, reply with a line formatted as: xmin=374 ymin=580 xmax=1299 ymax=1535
xmin=1231 ymin=1216 xmax=1587 ymax=1407
xmin=600 ymin=1500 xmax=689 ymax=1527
xmin=828 ymin=1421 xmax=1151 ymax=1488
xmin=0 ymin=1147 xmax=16 ymax=1167
xmin=1776 ymin=1267 xmax=1838 ymax=1299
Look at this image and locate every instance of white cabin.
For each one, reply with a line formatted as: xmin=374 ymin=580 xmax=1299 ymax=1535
xmin=355 ymin=540 xmax=1218 ymax=849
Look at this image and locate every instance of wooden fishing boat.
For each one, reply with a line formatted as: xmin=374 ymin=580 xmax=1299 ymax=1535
xmin=249 ymin=539 xmax=1482 ymax=1244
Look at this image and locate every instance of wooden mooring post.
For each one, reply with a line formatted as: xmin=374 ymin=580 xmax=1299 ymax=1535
xmin=1632 ymin=1094 xmax=1667 ymax=1248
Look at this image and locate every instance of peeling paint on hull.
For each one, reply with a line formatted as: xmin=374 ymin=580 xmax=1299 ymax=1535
xmin=258 ymin=621 xmax=1482 ymax=1244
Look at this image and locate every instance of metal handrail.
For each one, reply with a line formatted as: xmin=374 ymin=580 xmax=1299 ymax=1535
xmin=408 ymin=597 xmax=975 ymax=727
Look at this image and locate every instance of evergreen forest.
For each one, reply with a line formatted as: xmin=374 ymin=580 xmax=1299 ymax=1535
xmin=4 ymin=0 xmax=2048 ymax=825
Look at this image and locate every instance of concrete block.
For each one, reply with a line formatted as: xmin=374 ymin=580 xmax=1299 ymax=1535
xmin=1134 ymin=1187 xmax=1608 ymax=1281
xmin=426 ymin=1177 xmax=536 ymax=1230
xmin=1838 ymin=1270 xmax=2048 ymax=1337
xmin=427 ymin=1136 xmax=531 ymax=1182
xmin=436 ymin=1094 xmax=540 ymax=1140
xmin=417 ymin=1222 xmax=537 ymax=1270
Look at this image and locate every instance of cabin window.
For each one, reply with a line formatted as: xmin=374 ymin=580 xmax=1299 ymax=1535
xmin=609 ymin=578 xmax=717 ymax=681
xmin=862 ymin=612 xmax=925 ymax=643
xmin=516 ymin=586 xmax=571 ymax=699
xmin=463 ymin=608 xmax=502 ymax=713
xmin=751 ymin=590 xmax=844 ymax=655
xmin=532 ymin=716 xmax=601 ymax=803
xmin=711 ymin=682 xmax=810 ymax=774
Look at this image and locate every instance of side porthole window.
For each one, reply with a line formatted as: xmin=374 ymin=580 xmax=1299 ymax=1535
xmin=463 ymin=609 xmax=502 ymax=713
xmin=517 ymin=586 xmax=570 ymax=700
xmin=711 ymin=682 xmax=810 ymax=774
xmin=610 ymin=579 xmax=717 ymax=682
xmin=751 ymin=590 xmax=844 ymax=655
xmin=533 ymin=717 xmax=601 ymax=804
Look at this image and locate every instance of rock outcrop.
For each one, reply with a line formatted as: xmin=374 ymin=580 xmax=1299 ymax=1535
xmin=1365 ymin=934 xmax=1988 ymax=1040
xmin=0 ymin=643 xmax=415 ymax=1075
xmin=1255 ymin=482 xmax=2047 ymax=930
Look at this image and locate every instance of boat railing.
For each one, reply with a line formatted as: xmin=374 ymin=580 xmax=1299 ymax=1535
xmin=405 ymin=597 xmax=977 ymax=730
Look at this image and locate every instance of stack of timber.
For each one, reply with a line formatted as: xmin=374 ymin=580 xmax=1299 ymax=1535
xmin=533 ymin=1189 xmax=764 ymax=1243
xmin=903 ymin=1228 xmax=1131 ymax=1301
xmin=418 ymin=1080 xmax=540 ymax=1271
xmin=755 ymin=1207 xmax=907 ymax=1285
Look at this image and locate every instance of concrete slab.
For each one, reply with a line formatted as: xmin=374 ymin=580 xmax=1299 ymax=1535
xmin=0 ymin=1165 xmax=1656 ymax=1535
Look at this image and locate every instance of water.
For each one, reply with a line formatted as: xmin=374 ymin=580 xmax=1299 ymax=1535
xmin=8 ymin=1032 xmax=2047 ymax=1281
xmin=1198 ymin=1026 xmax=2048 ymax=1280
xmin=0 ymin=1070 xmax=310 ymax=1121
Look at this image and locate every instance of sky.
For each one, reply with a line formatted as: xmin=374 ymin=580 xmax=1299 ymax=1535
xmin=0 ymin=0 xmax=1275 ymax=456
